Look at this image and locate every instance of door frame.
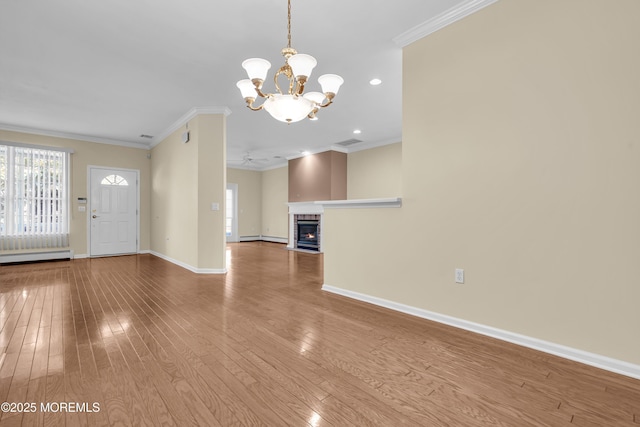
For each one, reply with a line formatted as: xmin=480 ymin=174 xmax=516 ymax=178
xmin=87 ymin=165 xmax=141 ymax=257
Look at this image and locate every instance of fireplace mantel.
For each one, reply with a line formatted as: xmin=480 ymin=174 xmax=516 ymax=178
xmin=316 ymin=197 xmax=402 ymax=209
xmin=287 ymin=202 xmax=324 ymax=215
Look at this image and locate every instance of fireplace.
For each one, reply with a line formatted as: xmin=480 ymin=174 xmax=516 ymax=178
xmin=296 ymin=220 xmax=319 ymax=250
xmin=288 ymin=203 xmax=323 ymax=252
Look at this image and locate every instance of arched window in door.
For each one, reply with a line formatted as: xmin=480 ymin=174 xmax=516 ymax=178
xmin=101 ymin=174 xmax=129 ymax=186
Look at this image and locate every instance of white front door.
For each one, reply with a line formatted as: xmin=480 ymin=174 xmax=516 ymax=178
xmin=89 ymin=167 xmax=138 ymax=256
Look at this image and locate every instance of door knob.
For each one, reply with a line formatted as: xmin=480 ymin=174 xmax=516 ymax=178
xmin=92 ymin=215 xmax=99 ymax=219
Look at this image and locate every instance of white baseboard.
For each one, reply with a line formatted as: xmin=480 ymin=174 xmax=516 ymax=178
xmin=322 ymin=284 xmax=640 ymax=380
xmin=74 ymin=250 xmax=148 ymax=259
xmin=239 ymin=235 xmax=261 ymax=242
xmin=0 ymin=250 xmax=73 ymax=264
xmin=150 ymin=251 xmax=227 ymax=275
xmin=260 ymin=235 xmax=288 ymax=244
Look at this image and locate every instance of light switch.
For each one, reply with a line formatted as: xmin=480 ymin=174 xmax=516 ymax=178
xmin=78 ymin=206 xmax=86 ymax=212
xmin=211 ymin=203 xmax=219 ymax=211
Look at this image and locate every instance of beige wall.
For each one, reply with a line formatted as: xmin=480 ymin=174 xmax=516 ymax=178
xmin=262 ymin=165 xmax=288 ymax=239
xmin=347 ymin=142 xmax=402 ymax=199
xmin=227 ymin=168 xmax=262 ymax=237
xmin=324 ymin=0 xmax=640 ymax=366
xmin=151 ymin=114 xmax=226 ymax=271
xmin=151 ymin=125 xmax=199 ymax=266
xmin=0 ymin=130 xmax=151 ymax=256
xmin=195 ymin=115 xmax=226 ymax=270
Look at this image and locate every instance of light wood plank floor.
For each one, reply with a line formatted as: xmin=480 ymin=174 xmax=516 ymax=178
xmin=1 ymin=242 xmax=639 ymax=426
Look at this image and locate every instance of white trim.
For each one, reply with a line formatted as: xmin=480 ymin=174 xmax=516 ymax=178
xmin=0 ymin=250 xmax=73 ymax=264
xmin=237 ymin=235 xmax=287 ymax=244
xmin=317 ymin=197 xmax=402 ymax=209
xmin=287 ymin=202 xmax=325 ymax=215
xmin=0 ymin=122 xmax=151 ymax=150
xmin=150 ymin=251 xmax=227 ymax=275
xmin=139 ymin=249 xmax=151 ymax=254
xmin=251 ymin=162 xmax=288 ymax=172
xmin=321 ymin=284 xmax=640 ymax=380
xmin=260 ymin=236 xmax=288 ymax=244
xmin=74 ymin=253 xmax=89 ymax=259
xmin=286 ymin=147 xmax=340 ymax=161
xmin=228 ymin=161 xmax=288 ymax=172
xmin=239 ymin=235 xmax=262 ymax=242
xmin=393 ymin=0 xmax=499 ymax=47
xmin=151 ymin=106 xmax=232 ymax=147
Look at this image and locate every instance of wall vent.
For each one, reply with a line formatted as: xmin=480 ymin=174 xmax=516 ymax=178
xmin=335 ymin=138 xmax=363 ymax=147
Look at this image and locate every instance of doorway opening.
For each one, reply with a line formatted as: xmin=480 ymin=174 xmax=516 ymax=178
xmin=226 ymin=183 xmax=239 ymax=242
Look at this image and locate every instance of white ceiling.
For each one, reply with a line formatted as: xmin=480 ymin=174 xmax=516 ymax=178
xmin=0 ymin=0 xmax=477 ymax=170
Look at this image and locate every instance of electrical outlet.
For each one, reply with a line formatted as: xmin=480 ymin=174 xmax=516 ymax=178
xmin=455 ymin=268 xmax=464 ymax=284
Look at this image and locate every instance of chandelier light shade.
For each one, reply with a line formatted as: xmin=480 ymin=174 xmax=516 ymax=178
xmin=236 ymin=0 xmax=343 ymax=123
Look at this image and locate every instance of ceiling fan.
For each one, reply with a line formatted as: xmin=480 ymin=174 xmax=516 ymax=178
xmin=228 ymin=151 xmax=269 ymax=166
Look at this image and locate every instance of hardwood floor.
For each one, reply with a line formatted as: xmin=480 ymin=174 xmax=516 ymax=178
xmin=1 ymin=242 xmax=639 ymax=426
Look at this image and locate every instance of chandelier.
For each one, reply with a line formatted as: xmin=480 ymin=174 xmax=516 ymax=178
xmin=236 ymin=0 xmax=344 ymax=123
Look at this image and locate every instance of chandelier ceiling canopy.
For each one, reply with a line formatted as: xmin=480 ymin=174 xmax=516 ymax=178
xmin=236 ymin=0 xmax=344 ymax=124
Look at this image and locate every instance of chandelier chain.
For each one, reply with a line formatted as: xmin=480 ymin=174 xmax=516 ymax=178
xmin=287 ymin=0 xmax=292 ymax=48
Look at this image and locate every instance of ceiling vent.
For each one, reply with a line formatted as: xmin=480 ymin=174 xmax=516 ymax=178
xmin=139 ymin=134 xmax=154 ymax=139
xmin=335 ymin=138 xmax=363 ymax=147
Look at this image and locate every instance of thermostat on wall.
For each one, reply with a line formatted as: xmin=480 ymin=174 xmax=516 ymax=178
xmin=78 ymin=197 xmax=87 ymax=204
xmin=181 ymin=131 xmax=190 ymax=144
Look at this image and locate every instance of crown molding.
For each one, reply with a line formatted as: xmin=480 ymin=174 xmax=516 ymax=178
xmin=393 ymin=0 xmax=499 ymax=47
xmin=286 ymin=146 xmax=335 ymax=161
xmin=228 ymin=161 xmax=288 ymax=172
xmin=0 ymin=122 xmax=151 ymax=150
xmin=151 ymin=106 xmax=232 ymax=147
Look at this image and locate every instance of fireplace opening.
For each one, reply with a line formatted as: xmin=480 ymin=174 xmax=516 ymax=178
xmin=297 ymin=220 xmax=319 ymax=251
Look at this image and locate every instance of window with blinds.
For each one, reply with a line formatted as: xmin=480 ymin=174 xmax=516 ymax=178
xmin=0 ymin=144 xmax=70 ymax=250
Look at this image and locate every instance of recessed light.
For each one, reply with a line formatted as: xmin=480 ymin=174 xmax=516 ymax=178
xmin=353 ymin=129 xmax=362 ymax=134
xmin=369 ymin=78 xmax=382 ymax=86
xmin=301 ymin=151 xmax=311 ymax=156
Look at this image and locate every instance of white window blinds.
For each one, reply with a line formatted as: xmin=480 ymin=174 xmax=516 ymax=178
xmin=0 ymin=144 xmax=70 ymax=250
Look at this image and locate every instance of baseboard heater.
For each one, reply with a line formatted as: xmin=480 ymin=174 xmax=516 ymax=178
xmin=238 ymin=235 xmax=288 ymax=244
xmin=0 ymin=250 xmax=73 ymax=264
